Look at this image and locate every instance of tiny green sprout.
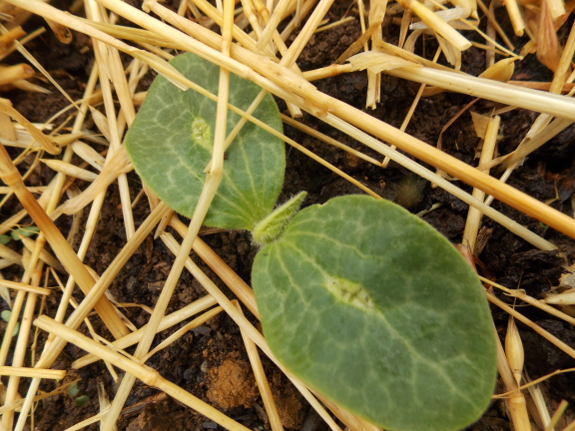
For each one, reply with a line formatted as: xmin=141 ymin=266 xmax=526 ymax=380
xmin=538 ymin=222 xmax=549 ymax=231
xmin=1 ymin=310 xmax=19 ymax=336
xmin=0 ymin=235 xmax=9 ymax=245
xmin=1 ymin=310 xmax=11 ymax=322
xmin=253 ymin=192 xmax=307 ymax=246
xmin=67 ymin=382 xmax=80 ymax=397
xmin=126 ymin=52 xmax=497 ymax=431
xmin=74 ymin=395 xmax=90 ymax=407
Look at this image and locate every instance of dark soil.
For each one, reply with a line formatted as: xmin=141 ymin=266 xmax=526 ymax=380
xmin=2 ymin=1 xmax=575 ymax=430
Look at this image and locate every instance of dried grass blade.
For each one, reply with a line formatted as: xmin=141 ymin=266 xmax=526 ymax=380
xmin=487 ymin=290 xmax=575 ymax=361
xmin=0 ymin=243 xmax=22 ymax=266
xmin=537 ymin=0 xmax=562 ymax=72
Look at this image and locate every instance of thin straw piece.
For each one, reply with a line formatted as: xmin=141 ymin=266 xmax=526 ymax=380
xmin=236 ymin=302 xmax=284 ymax=431
xmin=0 ymin=280 xmax=50 ymax=295
xmin=545 ymin=400 xmax=569 ymax=431
xmin=0 ymin=365 xmax=65 ymax=379
xmin=462 ymin=115 xmax=499 ymax=251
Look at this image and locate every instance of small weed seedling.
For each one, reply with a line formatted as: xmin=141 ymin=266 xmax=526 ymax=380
xmin=125 ymin=53 xmax=497 ymax=431
xmin=67 ymin=382 xmax=90 ymax=407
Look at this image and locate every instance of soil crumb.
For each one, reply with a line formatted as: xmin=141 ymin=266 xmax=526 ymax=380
xmin=271 ymin=379 xmax=306 ymax=429
xmin=206 ymin=358 xmax=258 ymax=409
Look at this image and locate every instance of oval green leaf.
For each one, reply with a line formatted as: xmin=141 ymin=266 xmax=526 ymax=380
xmin=74 ymin=395 xmax=90 ymax=407
xmin=252 ymin=195 xmax=497 ymax=431
xmin=124 ymin=53 xmax=285 ymax=230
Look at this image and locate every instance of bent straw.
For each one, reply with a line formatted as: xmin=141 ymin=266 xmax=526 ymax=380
xmin=0 ymin=64 xmax=34 ymax=87
xmin=462 ymin=115 xmax=499 ymax=251
xmin=33 ymin=315 xmax=252 ymax=431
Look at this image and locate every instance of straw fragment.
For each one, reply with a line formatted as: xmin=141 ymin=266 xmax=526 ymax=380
xmin=0 ymin=279 xmax=50 ymax=295
xmin=0 ymin=365 xmax=65 ymax=379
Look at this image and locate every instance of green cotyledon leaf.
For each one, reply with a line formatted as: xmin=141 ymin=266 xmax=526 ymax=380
xmin=124 ymin=52 xmax=284 ymax=230
xmin=252 ymin=195 xmax=497 ymax=431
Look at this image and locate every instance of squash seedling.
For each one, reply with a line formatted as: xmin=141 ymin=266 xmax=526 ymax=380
xmin=124 ymin=53 xmax=497 ymax=431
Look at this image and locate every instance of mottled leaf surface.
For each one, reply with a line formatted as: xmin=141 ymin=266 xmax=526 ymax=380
xmin=253 ymin=195 xmax=497 ymax=431
xmin=124 ymin=53 xmax=284 ymax=229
